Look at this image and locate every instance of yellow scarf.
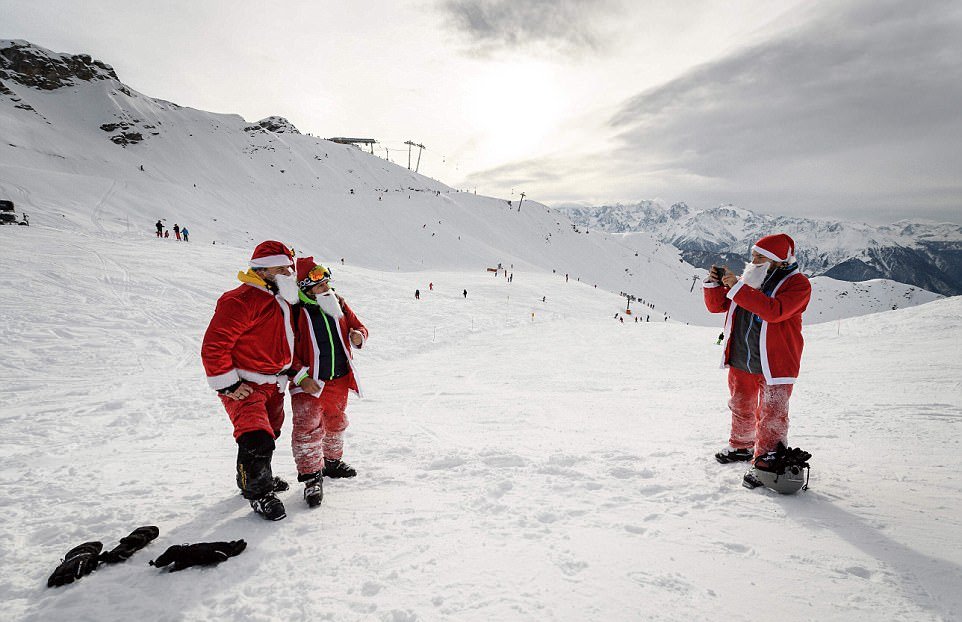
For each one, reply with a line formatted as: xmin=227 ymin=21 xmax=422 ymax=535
xmin=237 ymin=269 xmax=267 ymax=287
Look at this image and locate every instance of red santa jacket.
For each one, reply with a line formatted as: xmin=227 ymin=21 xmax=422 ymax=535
xmin=704 ymin=268 xmax=812 ymax=384
xmin=290 ymin=295 xmax=368 ymax=397
xmin=201 ymin=279 xmax=297 ymax=390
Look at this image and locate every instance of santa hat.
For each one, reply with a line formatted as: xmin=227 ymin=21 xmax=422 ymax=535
xmin=249 ymin=240 xmax=294 ymax=268
xmin=752 ymin=233 xmax=796 ymax=263
xmin=296 ymin=256 xmax=331 ymax=291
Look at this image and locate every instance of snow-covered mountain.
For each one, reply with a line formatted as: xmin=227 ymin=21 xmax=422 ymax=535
xmin=0 ymin=40 xmax=942 ymax=324
xmin=557 ymin=201 xmax=962 ymax=296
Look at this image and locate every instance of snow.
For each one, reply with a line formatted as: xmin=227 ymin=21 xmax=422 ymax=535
xmin=1 ymin=226 xmax=961 ymax=621
xmin=2 ymin=40 xmax=961 ymax=621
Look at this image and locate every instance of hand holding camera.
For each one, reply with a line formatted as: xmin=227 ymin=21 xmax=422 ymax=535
xmin=710 ymin=265 xmax=728 ymax=283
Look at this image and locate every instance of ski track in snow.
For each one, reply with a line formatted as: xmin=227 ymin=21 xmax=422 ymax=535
xmin=0 ymin=227 xmax=961 ymax=621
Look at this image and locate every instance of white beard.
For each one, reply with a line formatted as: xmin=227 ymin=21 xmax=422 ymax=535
xmin=315 ymin=291 xmax=344 ymax=319
xmin=740 ymin=261 xmax=769 ymax=289
xmin=273 ymin=273 xmax=300 ymax=304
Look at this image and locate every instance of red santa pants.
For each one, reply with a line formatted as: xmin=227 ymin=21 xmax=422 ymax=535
xmin=290 ymin=375 xmax=351 ymax=476
xmin=727 ymin=367 xmax=793 ymax=457
xmin=219 ymin=381 xmax=285 ymax=440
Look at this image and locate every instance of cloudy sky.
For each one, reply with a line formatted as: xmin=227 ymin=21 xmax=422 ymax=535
xmin=2 ymin=0 xmax=960 ymax=223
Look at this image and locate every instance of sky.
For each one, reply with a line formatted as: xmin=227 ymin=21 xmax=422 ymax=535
xmin=2 ymin=0 xmax=960 ymax=223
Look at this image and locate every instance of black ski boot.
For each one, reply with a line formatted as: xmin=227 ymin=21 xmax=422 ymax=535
xmin=715 ymin=446 xmax=753 ymax=464
xmin=250 ymin=492 xmax=287 ymax=521
xmin=299 ymin=472 xmax=324 ymax=508
xmin=272 ymin=476 xmax=290 ymax=493
xmin=742 ymin=467 xmax=764 ymax=489
xmin=323 ymin=458 xmax=357 ymax=478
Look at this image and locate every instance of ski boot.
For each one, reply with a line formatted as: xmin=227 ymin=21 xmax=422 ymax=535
xmin=715 ymin=446 xmax=753 ymax=464
xmin=300 ymin=473 xmax=324 ymax=508
xmin=249 ymin=492 xmax=287 ymax=521
xmin=323 ymin=458 xmax=357 ymax=478
xmin=272 ymin=476 xmax=290 ymax=493
xmin=742 ymin=467 xmax=764 ymax=489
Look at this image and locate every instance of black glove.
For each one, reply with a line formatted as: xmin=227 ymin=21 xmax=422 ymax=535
xmin=99 ymin=526 xmax=160 ymax=564
xmin=47 ymin=541 xmax=103 ymax=588
xmin=149 ymin=540 xmax=247 ymax=572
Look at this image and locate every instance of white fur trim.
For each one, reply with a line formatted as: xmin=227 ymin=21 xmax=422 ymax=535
xmin=726 ymin=280 xmax=746 ymax=300
xmin=274 ymin=294 xmax=296 ymax=368
xmin=207 ymin=369 xmax=240 ymax=390
xmin=703 ymin=281 xmax=722 ymax=288
xmin=249 ymin=254 xmax=293 ymax=268
xmin=751 ymin=244 xmax=792 ymax=263
xmin=758 ymin=268 xmax=800 ymax=384
xmin=237 ymin=369 xmax=286 ymax=385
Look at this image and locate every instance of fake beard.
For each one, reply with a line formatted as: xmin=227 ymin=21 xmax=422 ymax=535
xmin=740 ymin=261 xmax=769 ymax=289
xmin=273 ymin=273 xmax=300 ymax=304
xmin=315 ymin=291 xmax=344 ymax=319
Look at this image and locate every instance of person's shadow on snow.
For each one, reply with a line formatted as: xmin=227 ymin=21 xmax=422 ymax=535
xmin=785 ymin=491 xmax=962 ymax=620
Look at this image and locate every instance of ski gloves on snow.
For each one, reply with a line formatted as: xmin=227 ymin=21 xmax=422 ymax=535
xmin=47 ymin=526 xmax=159 ymax=588
xmin=47 ymin=542 xmax=104 ymax=588
xmin=48 ymin=527 xmax=246 ymax=586
xmin=149 ymin=540 xmax=247 ymax=572
xmin=100 ymin=526 xmax=160 ymax=563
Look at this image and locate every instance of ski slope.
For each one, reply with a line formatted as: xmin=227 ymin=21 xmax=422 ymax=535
xmin=1 ymin=226 xmax=960 ymax=621
xmin=0 ymin=39 xmax=940 ymax=327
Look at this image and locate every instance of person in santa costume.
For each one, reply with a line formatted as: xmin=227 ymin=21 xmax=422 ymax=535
xmin=288 ymin=257 xmax=368 ymax=508
xmin=703 ymin=233 xmax=811 ymax=488
xmin=201 ymin=240 xmax=313 ymax=521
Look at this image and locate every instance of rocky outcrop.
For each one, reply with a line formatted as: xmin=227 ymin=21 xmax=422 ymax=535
xmin=0 ymin=40 xmax=118 ymax=90
xmin=243 ymin=116 xmax=301 ymax=135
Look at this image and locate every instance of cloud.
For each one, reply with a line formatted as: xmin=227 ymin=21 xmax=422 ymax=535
xmin=438 ymin=0 xmax=621 ymax=57
xmin=605 ymin=0 xmax=962 ymax=216
xmin=466 ymin=0 xmax=962 ymax=222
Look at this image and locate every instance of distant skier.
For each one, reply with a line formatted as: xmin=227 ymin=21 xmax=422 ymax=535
xmin=290 ymin=258 xmax=368 ymax=507
xmin=173 ymin=224 xmax=181 ymax=241
xmin=463 ymin=289 xmax=467 ymax=298
xmin=429 ymin=282 xmax=433 ymax=291
xmin=164 ymin=229 xmax=169 ymax=239
xmin=201 ymin=241 xmax=301 ymax=521
xmin=703 ymin=234 xmax=811 ymax=490
xmin=181 ymin=226 xmax=189 ymax=242
xmin=155 ymin=220 xmax=163 ymax=238
xmin=415 ymin=289 xmax=420 ymax=300
xmin=715 ymin=332 xmax=724 ymax=345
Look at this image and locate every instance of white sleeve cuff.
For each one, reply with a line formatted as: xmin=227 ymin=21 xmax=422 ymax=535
xmin=703 ymin=281 xmax=722 ymax=289
xmin=207 ymin=369 xmax=240 ymax=390
xmin=292 ymin=367 xmax=310 ymax=385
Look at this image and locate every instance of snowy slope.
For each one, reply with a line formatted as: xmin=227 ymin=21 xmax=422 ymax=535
xmin=1 ymin=226 xmax=961 ymax=621
xmin=0 ymin=39 xmax=715 ymax=327
xmin=0 ymin=39 xmax=937 ymax=327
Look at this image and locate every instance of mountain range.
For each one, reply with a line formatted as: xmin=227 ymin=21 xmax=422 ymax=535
xmin=556 ymin=201 xmax=962 ymax=296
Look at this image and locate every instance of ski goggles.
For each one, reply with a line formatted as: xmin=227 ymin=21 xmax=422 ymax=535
xmin=308 ymin=265 xmax=332 ymax=284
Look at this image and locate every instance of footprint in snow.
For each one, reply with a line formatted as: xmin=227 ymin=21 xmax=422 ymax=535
xmin=424 ymin=456 xmax=466 ymax=470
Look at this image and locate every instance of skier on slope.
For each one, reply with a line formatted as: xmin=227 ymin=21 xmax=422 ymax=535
xmin=201 ymin=241 xmax=308 ymax=521
xmin=703 ymin=234 xmax=811 ymax=489
xmin=289 ymin=258 xmax=368 ymax=507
